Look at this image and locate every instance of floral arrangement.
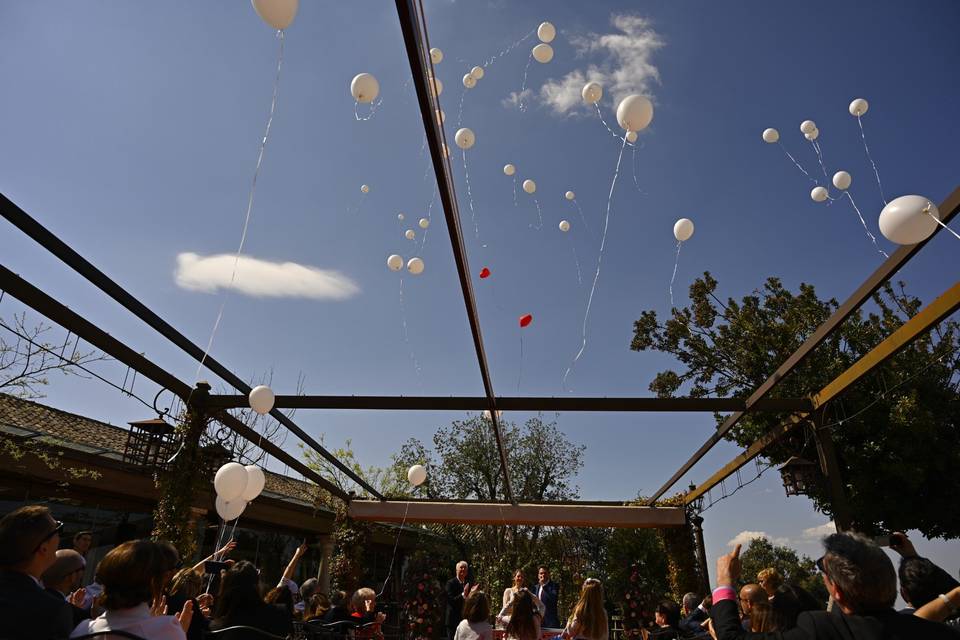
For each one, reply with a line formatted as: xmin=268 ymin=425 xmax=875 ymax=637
xmin=403 ymin=551 xmax=444 ymax=640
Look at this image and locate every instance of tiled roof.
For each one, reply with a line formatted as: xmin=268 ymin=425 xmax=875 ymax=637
xmin=0 ymin=393 xmax=324 ymax=508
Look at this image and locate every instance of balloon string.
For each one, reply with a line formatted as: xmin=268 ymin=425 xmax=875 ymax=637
xmin=857 ymin=115 xmax=887 ymax=205
xmin=844 ymin=192 xmax=889 ymax=258
xmin=571 ymin=241 xmax=583 ymax=285
xmin=572 ymin=198 xmax=592 ymax=238
xmin=810 ymin=139 xmax=829 ymax=182
xmin=631 ymin=145 xmax=647 ymax=197
xmin=462 ymin=149 xmax=480 ymax=240
xmin=399 ymin=277 xmax=424 ymax=389
xmin=594 ymin=103 xmax=622 ymax=141
xmin=354 ymin=96 xmax=383 ymax=121
xmin=377 ymin=500 xmax=410 ymax=600
xmin=531 ymin=197 xmax=544 ymax=230
xmin=669 ymin=240 xmax=683 ymax=307
xmin=195 ymin=28 xmax=284 ymax=382
xmin=925 ymin=207 xmax=960 ymax=241
xmin=512 ymin=176 xmax=518 ymax=208
xmin=563 ymin=133 xmax=629 ymax=391
xmin=204 ymin=520 xmax=229 ymax=594
xmin=482 ymin=27 xmax=535 ymax=68
xmin=777 ymin=142 xmax=816 ymax=183
xmin=457 ymin=88 xmax=466 ymax=127
xmin=420 ymin=187 xmax=438 ymax=253
xmin=518 ymin=54 xmax=533 ymax=112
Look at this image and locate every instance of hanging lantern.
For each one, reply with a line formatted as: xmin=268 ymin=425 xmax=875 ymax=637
xmin=778 ymin=456 xmax=820 ymax=496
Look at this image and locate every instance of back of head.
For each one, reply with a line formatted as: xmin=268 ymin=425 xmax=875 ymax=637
xmin=569 ymin=580 xmax=607 ymax=640
xmin=822 ymin=532 xmax=897 ymax=613
xmin=506 ymin=590 xmax=537 ymax=640
xmin=169 ymin=567 xmax=204 ymax=599
xmin=96 ymin=540 xmax=168 ymax=610
xmin=215 ymin=560 xmax=263 ymax=620
xmin=656 ymin=600 xmax=680 ymax=628
xmin=681 ymin=592 xmax=699 ymax=613
xmin=749 ymin=601 xmax=778 ymax=633
xmin=740 ymin=583 xmax=766 ymax=610
xmin=330 ymin=590 xmax=348 ymax=608
xmin=899 ymin=556 xmax=960 ymax=608
xmin=41 ymin=549 xmax=86 ymax=588
xmin=307 ymin=592 xmax=330 ymax=619
xmin=350 ymin=587 xmax=376 ymax=614
xmin=757 ymin=568 xmax=783 ymax=590
xmin=0 ymin=505 xmax=55 ymax=569
xmin=301 ymin=577 xmax=320 ymax=601
xmin=463 ymin=590 xmax=490 ymax=623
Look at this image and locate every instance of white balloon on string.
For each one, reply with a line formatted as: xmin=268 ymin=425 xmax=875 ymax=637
xmin=405 ymin=229 xmax=416 ymax=240
xmin=470 ymin=65 xmax=485 ymax=80
xmin=419 ymin=218 xmax=430 ymax=229
xmin=248 ymin=385 xmax=275 ymax=415
xmin=762 ymin=128 xmax=780 ymax=143
xmin=504 ymin=164 xmax=516 ymax=176
xmin=387 ymin=254 xmax=403 ymax=271
xmin=800 ymin=120 xmax=817 ymax=135
xmin=251 ymin=0 xmax=298 ymax=30
xmin=832 ymin=171 xmax=852 ymax=191
xmin=397 ymin=213 xmax=405 ymax=221
xmin=241 ymin=465 xmax=266 ymax=502
xmin=878 ymin=195 xmax=940 ymax=245
xmin=430 ymin=48 xmax=443 ymax=64
xmin=351 ymin=73 xmax=379 ymax=103
xmin=463 ymin=74 xmax=477 ymax=89
xmin=616 ymin=95 xmax=654 ymax=132
xmin=559 ymin=220 xmax=570 ymax=232
xmin=849 ymin=98 xmax=869 ymax=116
xmin=215 ymin=496 xmax=247 ymax=522
xmin=407 ymin=257 xmax=425 ymax=275
xmin=522 ymin=179 xmax=537 ymax=194
xmin=804 ymin=128 xmax=820 ymax=141
xmin=581 ymin=82 xmax=603 ymax=104
xmin=537 ymin=22 xmax=556 ymax=43
xmin=626 ymin=131 xmax=638 ymax=143
xmin=360 ymin=184 xmax=370 ymax=193
xmin=565 ymin=191 xmax=575 ymax=201
xmin=673 ymin=218 xmax=694 ymax=242
xmin=532 ymin=43 xmax=554 ymax=63
xmin=407 ymin=464 xmax=427 ymax=487
xmin=811 ymin=186 xmax=829 ymax=202
xmin=214 ymin=463 xmax=249 ymax=501
xmin=454 ymin=127 xmax=476 ymax=150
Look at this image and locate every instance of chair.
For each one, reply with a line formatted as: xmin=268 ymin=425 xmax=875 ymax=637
xmin=72 ymin=632 xmax=148 ymax=640
xmin=302 ymin=619 xmax=357 ymax=640
xmin=353 ymin=621 xmax=384 ymax=640
xmin=206 ymin=625 xmax=289 ymax=639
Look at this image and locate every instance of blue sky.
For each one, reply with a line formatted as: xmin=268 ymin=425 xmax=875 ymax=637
xmin=2 ymin=1 xmax=958 ymax=576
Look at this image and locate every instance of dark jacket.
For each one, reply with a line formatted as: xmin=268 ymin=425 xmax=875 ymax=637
xmin=210 ymin=601 xmax=292 ymax=637
xmin=679 ymin=607 xmax=710 ymax=638
xmin=535 ymin=581 xmax=561 ymax=628
xmin=712 ymin=597 xmax=960 ymax=640
xmin=445 ymin=578 xmax=467 ymax=629
xmin=323 ymin=605 xmax=353 ymax=624
xmin=166 ymin=592 xmax=209 ymax=640
xmin=0 ymin=569 xmax=74 ymax=640
xmin=771 ymin=585 xmax=822 ymax=629
xmin=43 ymin=586 xmax=90 ymax=629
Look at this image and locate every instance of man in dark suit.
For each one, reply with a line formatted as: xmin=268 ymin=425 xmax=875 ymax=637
xmin=41 ymin=549 xmax=90 ymax=628
xmin=711 ymin=532 xmax=960 ymax=639
xmin=0 ymin=505 xmax=74 ymax=640
xmin=678 ymin=592 xmax=711 ymax=638
xmin=445 ymin=560 xmax=471 ymax=640
xmin=536 ymin=566 xmax=561 ymax=628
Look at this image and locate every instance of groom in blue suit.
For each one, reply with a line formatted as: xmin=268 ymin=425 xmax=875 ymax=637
xmin=536 ymin=565 xmax=561 ymax=629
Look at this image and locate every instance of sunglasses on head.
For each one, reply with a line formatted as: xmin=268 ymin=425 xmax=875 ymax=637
xmin=34 ymin=521 xmax=64 ymax=553
xmin=815 ymin=556 xmax=829 ymax=578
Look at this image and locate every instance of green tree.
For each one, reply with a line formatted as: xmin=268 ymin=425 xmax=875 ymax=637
xmin=631 ymin=273 xmax=960 ymax=538
xmin=739 ymin=537 xmax=828 ymax=603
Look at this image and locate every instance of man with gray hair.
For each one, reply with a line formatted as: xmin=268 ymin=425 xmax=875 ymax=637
xmin=679 ymin=591 xmax=711 ymax=638
xmin=710 ymin=531 xmax=960 ymax=639
xmin=445 ymin=560 xmax=471 ymax=640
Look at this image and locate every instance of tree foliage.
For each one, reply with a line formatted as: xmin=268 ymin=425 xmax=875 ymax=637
xmin=631 ymin=273 xmax=960 ymax=538
xmin=739 ymin=537 xmax=828 ymax=603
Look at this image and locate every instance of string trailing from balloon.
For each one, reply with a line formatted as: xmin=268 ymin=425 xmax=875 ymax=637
xmin=518 ymin=54 xmax=533 ymax=112
xmin=857 ymin=115 xmax=887 ymax=205
xmin=377 ymin=499 xmax=411 ymax=599
xmin=195 ymin=29 xmax=285 ymax=382
xmin=531 ymin=197 xmax=544 ymax=230
xmin=844 ymin=192 xmax=889 ymax=258
xmin=354 ymin=96 xmax=383 ymax=121
xmin=570 ymin=198 xmax=591 ymax=237
xmin=923 ymin=201 xmax=960 ymax=241
xmin=570 ymin=240 xmax=583 ymax=285
xmin=777 ymin=142 xmax=816 ymax=183
xmin=462 ymin=149 xmax=480 ymax=239
xmin=631 ymin=145 xmax=647 ymax=197
xmin=456 ymin=89 xmax=466 ymax=127
xmin=810 ymin=139 xmax=830 ymax=182
xmin=669 ymin=240 xmax=683 ymax=307
xmin=512 ymin=176 xmax=519 ymax=208
xmin=482 ymin=27 xmax=536 ymax=68
xmin=594 ymin=103 xmax=622 ymax=141
xmin=563 ymin=134 xmax=629 ymax=390
xmin=398 ymin=278 xmax=424 ymax=388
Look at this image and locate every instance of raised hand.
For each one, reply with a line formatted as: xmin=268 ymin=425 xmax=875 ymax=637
xmin=716 ymin=543 xmax=742 ymax=587
xmin=175 ymin=600 xmax=194 ymax=632
xmin=151 ymin=594 xmax=168 ymax=617
xmin=67 ymin=588 xmax=86 ymax=608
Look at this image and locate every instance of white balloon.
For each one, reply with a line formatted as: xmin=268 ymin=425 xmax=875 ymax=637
xmin=430 ymin=48 xmax=443 ymax=64
xmin=879 ymin=195 xmax=940 ymax=245
xmin=762 ymin=128 xmax=780 ymax=143
xmin=616 ymin=95 xmax=654 ymax=132
xmin=419 ymin=217 xmax=430 ymax=229
xmin=405 ymin=229 xmax=416 ymax=240
xmin=581 ymin=82 xmax=603 ymax=105
xmin=407 ymin=464 xmax=427 ymax=487
xmin=470 ymin=66 xmax=485 ymax=80
xmin=537 ymin=21 xmax=556 ymax=43
xmin=214 ymin=463 xmax=249 ymax=501
xmin=407 ymin=257 xmax=425 ymax=275
xmin=522 ymin=179 xmax=536 ymax=194
xmin=360 ymin=184 xmax=370 ymax=193
xmin=215 ymin=496 xmax=247 ymax=522
xmin=532 ymin=43 xmax=554 ymax=63
xmin=436 ymin=109 xmax=445 ymax=125
xmin=429 ymin=76 xmax=443 ymax=96
xmin=673 ymin=218 xmax=694 ymax=242
xmin=397 ymin=213 xmax=405 ymax=221
xmin=387 ymin=254 xmax=403 ymax=271
xmin=626 ymin=130 xmax=638 ymax=143
xmin=454 ymin=127 xmax=476 ymax=150
xmin=248 ymin=385 xmax=275 ymax=415
xmin=503 ymin=164 xmax=516 ymax=176
xmin=832 ymin=171 xmax=852 ymax=191
xmin=559 ymin=220 xmax=570 ymax=232
xmin=800 ymin=120 xmax=817 ymax=135
xmin=241 ymin=465 xmax=266 ymax=502
xmin=804 ymin=128 xmax=819 ymax=141
xmin=810 ymin=186 xmax=829 ymax=202
xmin=849 ymin=98 xmax=869 ymax=117
xmin=565 ymin=191 xmax=575 ymax=201
xmin=462 ymin=73 xmax=476 ymax=89
xmin=251 ymin=0 xmax=298 ymax=30
xmin=482 ymin=409 xmax=502 ymax=421
xmin=351 ymin=73 xmax=380 ymax=104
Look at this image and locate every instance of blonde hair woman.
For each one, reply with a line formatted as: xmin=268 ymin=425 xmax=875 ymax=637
xmin=561 ymin=579 xmax=608 ymax=640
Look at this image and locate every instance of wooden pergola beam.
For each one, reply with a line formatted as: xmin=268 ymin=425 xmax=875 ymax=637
xmin=349 ymin=500 xmax=687 ymax=528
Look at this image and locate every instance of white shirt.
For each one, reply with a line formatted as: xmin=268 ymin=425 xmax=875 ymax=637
xmin=70 ymin=602 xmax=186 ymax=640
xmin=455 ymin=619 xmax=493 ymax=640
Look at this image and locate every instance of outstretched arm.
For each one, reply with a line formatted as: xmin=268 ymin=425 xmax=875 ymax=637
xmin=280 ymin=543 xmax=309 ymax=585
xmin=914 ymin=586 xmax=960 ymax=623
xmin=192 ymin=539 xmax=237 ymax=573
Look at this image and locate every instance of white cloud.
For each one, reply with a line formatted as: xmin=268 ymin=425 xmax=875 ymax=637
xmin=539 ymin=13 xmax=664 ymax=116
xmin=801 ymin=522 xmax=836 ymax=540
xmin=175 ymin=252 xmax=359 ymax=300
xmin=501 ymin=89 xmax=532 ymax=110
xmin=728 ymin=530 xmax=791 ymax=548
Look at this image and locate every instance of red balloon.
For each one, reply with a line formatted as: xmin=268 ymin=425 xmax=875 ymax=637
xmin=479 ymin=267 xmax=491 ymax=279
xmin=519 ymin=314 xmax=533 ymax=328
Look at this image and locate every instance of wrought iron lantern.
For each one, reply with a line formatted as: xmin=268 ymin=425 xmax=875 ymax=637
xmin=123 ymin=418 xmax=178 ymax=471
xmin=687 ymin=482 xmax=704 ymax=514
xmin=778 ymin=456 xmax=820 ymax=496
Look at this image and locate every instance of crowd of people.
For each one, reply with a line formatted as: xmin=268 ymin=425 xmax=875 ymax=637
xmin=2 ymin=503 xmax=959 ymax=640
